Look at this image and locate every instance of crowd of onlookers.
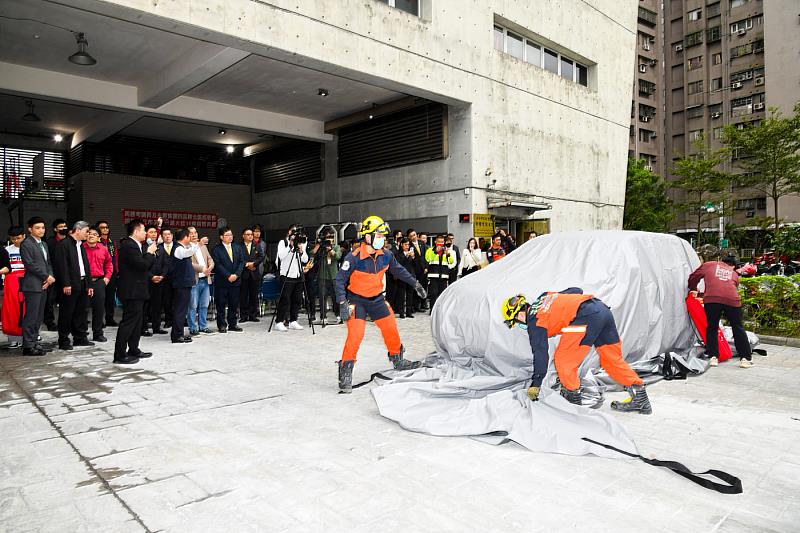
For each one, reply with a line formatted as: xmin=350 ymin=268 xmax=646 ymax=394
xmin=0 ymin=216 xmax=528 ymax=364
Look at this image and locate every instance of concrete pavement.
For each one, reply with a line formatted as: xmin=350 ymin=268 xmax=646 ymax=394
xmin=1 ymin=315 xmax=799 ymax=532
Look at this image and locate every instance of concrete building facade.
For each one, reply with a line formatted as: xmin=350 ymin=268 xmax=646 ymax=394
xmin=0 ymin=0 xmax=638 ymax=247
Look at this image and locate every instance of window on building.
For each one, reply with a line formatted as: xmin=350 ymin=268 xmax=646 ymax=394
xmin=731 ymin=96 xmax=753 ymax=116
xmin=687 ymin=106 xmax=704 ymax=119
xmin=689 ymin=129 xmax=704 ymax=142
xmin=707 ymin=2 xmax=721 ymax=18
xmin=376 ymin=0 xmax=419 ymax=16
xmin=711 ymin=77 xmax=723 ymax=91
xmin=688 ymin=56 xmax=703 ymax=70
xmin=709 ymin=103 xmax=722 ymax=116
xmin=638 ymin=7 xmax=657 ymax=26
xmin=560 ymin=57 xmax=574 ymax=81
xmin=730 ymin=43 xmax=753 ymax=58
xmin=639 ymin=103 xmax=656 ymax=121
xmin=685 ymin=31 xmax=704 ymax=47
xmin=493 ymin=23 xmax=589 ymax=87
xmin=713 ymin=127 xmax=723 ymax=140
xmin=639 ymin=80 xmax=657 ymax=97
xmin=712 ymin=52 xmax=722 ymax=65
xmin=0 ymin=147 xmax=66 ymax=200
xmin=730 ymin=18 xmax=754 ymax=34
xmin=688 ymin=80 xmax=704 ymax=94
xmin=544 ymin=48 xmax=558 ymax=74
xmin=707 ymin=26 xmax=721 ymax=43
xmin=639 ymin=129 xmax=654 ymax=143
xmin=688 ymin=9 xmax=702 ymax=21
xmin=735 ymin=197 xmax=766 ymax=210
xmin=525 ymin=41 xmax=541 ymax=66
xmin=731 ymin=69 xmax=754 ymax=83
xmin=730 ymin=0 xmax=751 ymax=9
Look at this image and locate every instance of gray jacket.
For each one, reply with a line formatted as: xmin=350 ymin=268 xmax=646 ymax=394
xmin=20 ymin=235 xmax=53 ymax=292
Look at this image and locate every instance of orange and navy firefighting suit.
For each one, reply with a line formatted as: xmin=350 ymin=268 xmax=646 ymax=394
xmin=526 ymin=288 xmax=643 ymax=391
xmin=335 ymin=243 xmax=418 ymax=361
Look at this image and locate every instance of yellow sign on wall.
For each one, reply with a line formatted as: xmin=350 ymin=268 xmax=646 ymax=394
xmin=473 ymin=214 xmax=496 ymax=239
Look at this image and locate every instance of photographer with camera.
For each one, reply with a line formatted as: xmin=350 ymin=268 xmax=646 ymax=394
xmin=274 ymin=224 xmax=308 ymax=332
xmin=310 ymin=226 xmax=342 ymax=324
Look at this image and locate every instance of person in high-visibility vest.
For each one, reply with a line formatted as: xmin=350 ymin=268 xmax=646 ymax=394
xmin=335 ymin=216 xmax=428 ymax=393
xmin=424 ymin=235 xmax=455 ymax=312
xmin=502 ymin=288 xmax=652 ymax=414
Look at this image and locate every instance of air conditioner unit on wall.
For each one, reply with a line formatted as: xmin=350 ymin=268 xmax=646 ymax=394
xmin=644 ymin=165 xmax=653 ymax=171
xmin=643 ymin=43 xmax=651 ymax=51
xmin=738 ymin=28 xmax=747 ymax=36
xmin=755 ymin=76 xmax=765 ymax=86
xmin=650 ymin=132 xmax=658 ymax=138
xmin=650 ymin=59 xmax=657 ymax=66
xmin=675 ymin=44 xmax=684 ymax=52
xmin=639 ymin=64 xmax=648 ymax=73
xmin=641 ymin=116 xmax=651 ymax=122
xmin=712 ymin=112 xmax=722 ymax=118
xmin=754 ymin=102 xmax=765 ymax=110
xmin=732 ymin=82 xmax=743 ymax=89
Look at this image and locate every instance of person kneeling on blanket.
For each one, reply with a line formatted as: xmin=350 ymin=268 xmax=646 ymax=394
xmin=502 ymin=288 xmax=652 ymax=414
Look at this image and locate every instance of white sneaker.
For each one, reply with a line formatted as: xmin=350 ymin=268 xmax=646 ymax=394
xmin=8 ymin=341 xmax=21 ymax=348
xmin=739 ymin=358 xmax=754 ymax=368
xmin=709 ymin=356 xmax=719 ymax=367
xmin=288 ymin=321 xmax=304 ymax=330
xmin=274 ymin=322 xmax=288 ymax=332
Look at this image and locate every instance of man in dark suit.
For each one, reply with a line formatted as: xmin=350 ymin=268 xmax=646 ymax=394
xmin=148 ymin=227 xmax=173 ymax=335
xmin=19 ymin=217 xmax=56 ymax=356
xmin=239 ymin=226 xmax=264 ymax=323
xmin=43 ymin=218 xmax=68 ymax=330
xmin=114 ymin=219 xmax=157 ymax=364
xmin=53 ymin=221 xmax=94 ymax=350
xmin=169 ymin=228 xmax=198 ymax=343
xmin=211 ymin=226 xmax=244 ymax=333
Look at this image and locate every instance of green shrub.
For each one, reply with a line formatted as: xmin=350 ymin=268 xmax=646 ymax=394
xmin=739 ymin=275 xmax=800 ymax=337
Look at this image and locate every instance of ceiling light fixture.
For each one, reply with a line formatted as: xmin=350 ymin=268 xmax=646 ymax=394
xmin=53 ymin=133 xmax=63 ymax=142
xmin=226 ymin=145 xmax=235 ymax=154
xmin=218 ymin=128 xmax=227 ymax=135
xmin=318 ymin=88 xmax=329 ymax=97
xmin=68 ymin=32 xmax=97 ymax=66
xmin=22 ymin=100 xmax=41 ymax=122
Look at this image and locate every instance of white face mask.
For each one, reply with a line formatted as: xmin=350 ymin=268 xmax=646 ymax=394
xmin=372 ymin=235 xmax=385 ymax=249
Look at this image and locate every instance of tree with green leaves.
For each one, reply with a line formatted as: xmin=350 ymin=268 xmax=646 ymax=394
xmin=671 ymin=134 xmax=730 ymax=245
xmin=723 ymin=103 xmax=800 ymax=236
xmin=623 ymin=158 xmax=673 ymax=232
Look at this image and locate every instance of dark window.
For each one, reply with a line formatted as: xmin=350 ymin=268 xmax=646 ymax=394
xmin=1 ymin=147 xmax=66 ymax=200
xmin=544 ymin=49 xmax=558 ymax=74
xmin=253 ymin=140 xmax=323 ymax=192
xmin=338 ymin=103 xmax=446 ymax=177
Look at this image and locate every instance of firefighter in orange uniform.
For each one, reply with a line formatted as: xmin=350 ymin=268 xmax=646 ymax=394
xmin=335 ymin=216 xmax=428 ymax=393
xmin=502 ymin=288 xmax=652 ymax=414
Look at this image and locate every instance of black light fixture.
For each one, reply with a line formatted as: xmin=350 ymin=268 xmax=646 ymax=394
xmin=68 ymin=32 xmax=97 ymax=66
xmin=317 ymin=88 xmax=329 ymax=97
xmin=218 ymin=128 xmax=227 ymax=135
xmin=22 ymin=100 xmax=41 ymax=122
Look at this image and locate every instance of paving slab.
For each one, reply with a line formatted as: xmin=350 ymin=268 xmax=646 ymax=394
xmin=1 ymin=315 xmax=798 ymax=532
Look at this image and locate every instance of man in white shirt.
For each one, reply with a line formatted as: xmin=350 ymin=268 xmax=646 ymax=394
xmin=187 ymin=226 xmax=214 ymax=335
xmin=274 ymin=225 xmax=308 ymax=331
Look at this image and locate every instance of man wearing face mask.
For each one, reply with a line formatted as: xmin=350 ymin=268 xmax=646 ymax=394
xmin=334 ymin=215 xmax=428 ymax=393
xmin=44 ymin=218 xmax=69 ymax=330
xmin=501 ymin=289 xmax=651 ymax=414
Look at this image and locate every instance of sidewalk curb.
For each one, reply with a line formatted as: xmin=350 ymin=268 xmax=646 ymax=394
xmin=758 ymin=334 xmax=800 ymax=348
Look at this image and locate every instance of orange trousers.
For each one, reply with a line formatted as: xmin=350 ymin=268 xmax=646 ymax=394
xmin=341 ymin=300 xmax=401 ymax=362
xmin=553 ymin=327 xmax=643 ymax=391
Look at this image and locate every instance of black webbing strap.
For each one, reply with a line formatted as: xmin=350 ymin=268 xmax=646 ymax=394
xmin=753 ymin=348 xmax=767 ymax=356
xmin=582 ymin=437 xmax=743 ymax=494
xmin=351 ymin=372 xmax=393 ymax=389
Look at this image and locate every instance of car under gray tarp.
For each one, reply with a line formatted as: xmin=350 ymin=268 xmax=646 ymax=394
xmin=371 ymin=231 xmax=707 ymax=458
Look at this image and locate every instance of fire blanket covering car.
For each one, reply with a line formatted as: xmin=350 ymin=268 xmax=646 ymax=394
xmin=371 ymin=231 xmax=713 ymax=458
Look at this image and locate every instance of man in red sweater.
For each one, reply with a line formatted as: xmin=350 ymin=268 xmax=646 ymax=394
xmin=688 ymin=248 xmax=753 ymax=368
xmin=83 ymin=226 xmax=114 ymax=342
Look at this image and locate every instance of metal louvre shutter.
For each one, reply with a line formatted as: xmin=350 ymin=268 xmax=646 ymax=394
xmin=338 ymin=103 xmax=446 ymax=177
xmin=1 ymin=146 xmax=66 ymax=200
xmin=253 ymin=140 xmax=323 ymax=192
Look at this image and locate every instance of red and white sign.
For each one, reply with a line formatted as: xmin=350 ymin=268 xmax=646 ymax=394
xmin=121 ymin=209 xmax=218 ymax=229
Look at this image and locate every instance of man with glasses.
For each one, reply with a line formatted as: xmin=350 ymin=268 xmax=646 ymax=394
xmin=96 ymin=220 xmax=119 ymax=326
xmin=83 ymin=226 xmax=113 ymax=342
xmin=211 ymin=227 xmax=244 ymax=333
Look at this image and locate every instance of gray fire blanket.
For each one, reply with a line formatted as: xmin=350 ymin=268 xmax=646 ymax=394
xmin=371 ymin=231 xmax=705 ymax=458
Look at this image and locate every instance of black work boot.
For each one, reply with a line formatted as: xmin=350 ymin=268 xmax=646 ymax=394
xmin=388 ymin=345 xmax=421 ymax=371
xmin=611 ymin=384 xmax=652 ymax=415
xmin=560 ymin=386 xmax=582 ymax=406
xmin=338 ymin=360 xmax=354 ymax=394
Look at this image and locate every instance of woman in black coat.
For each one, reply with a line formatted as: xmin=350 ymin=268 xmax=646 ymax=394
xmin=393 ymin=238 xmax=416 ymax=318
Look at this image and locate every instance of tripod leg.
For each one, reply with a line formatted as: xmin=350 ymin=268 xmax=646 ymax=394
xmin=268 ymin=250 xmax=296 ymax=332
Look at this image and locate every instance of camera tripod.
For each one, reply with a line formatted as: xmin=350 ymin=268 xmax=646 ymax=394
xmin=267 ymin=243 xmax=316 ymax=335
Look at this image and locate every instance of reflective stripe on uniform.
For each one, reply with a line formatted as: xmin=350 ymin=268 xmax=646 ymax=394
xmin=561 ymin=325 xmax=588 ymax=334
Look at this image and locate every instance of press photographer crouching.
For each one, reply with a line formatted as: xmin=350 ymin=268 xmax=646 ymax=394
xmin=309 ymin=225 xmax=342 ymax=324
xmin=274 ymin=224 xmax=308 ymax=332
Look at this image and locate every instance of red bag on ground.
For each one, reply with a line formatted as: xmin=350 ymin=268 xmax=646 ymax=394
xmin=2 ymin=270 xmax=26 ymax=337
xmin=685 ymin=294 xmax=732 ymax=362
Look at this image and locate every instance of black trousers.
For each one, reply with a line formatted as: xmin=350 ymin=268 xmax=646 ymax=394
xmin=89 ymin=278 xmax=106 ymax=336
xmin=57 ymin=284 xmax=90 ymax=344
xmin=115 ymin=298 xmax=144 ymax=358
xmin=105 ymin=274 xmax=118 ymax=322
xmin=215 ymin=285 xmax=240 ymax=329
xmin=427 ymin=278 xmax=448 ymax=312
xmin=277 ymin=276 xmax=303 ymax=323
xmin=704 ymin=303 xmax=752 ymax=360
xmin=43 ymin=285 xmax=56 ymax=326
xmin=239 ymin=275 xmax=259 ymax=320
xmin=149 ymin=280 xmax=172 ymax=331
xmin=318 ymin=279 xmax=339 ymax=318
xmin=394 ymin=283 xmax=414 ymax=316
xmin=21 ymin=291 xmax=45 ymax=349
xmin=171 ymin=287 xmax=192 ymax=340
